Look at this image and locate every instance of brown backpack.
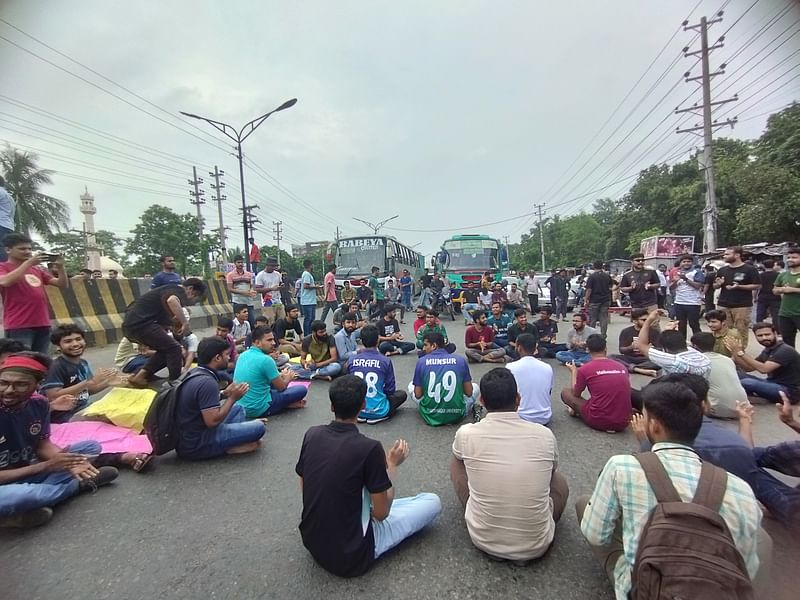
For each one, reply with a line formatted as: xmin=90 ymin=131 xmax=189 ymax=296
xmin=631 ymin=453 xmax=754 ymax=600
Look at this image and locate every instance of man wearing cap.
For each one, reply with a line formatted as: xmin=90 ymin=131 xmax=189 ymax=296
xmin=255 ymin=257 xmax=286 ymax=327
xmin=0 ymin=353 xmax=118 ymax=529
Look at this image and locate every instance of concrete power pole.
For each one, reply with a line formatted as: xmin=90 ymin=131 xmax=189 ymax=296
xmin=188 ymin=166 xmax=205 ymax=240
xmin=535 ymin=203 xmax=547 ymax=273
xmin=209 ymin=166 xmax=227 ymax=263
xmin=273 ymin=220 xmax=283 ymax=266
xmin=676 ymin=13 xmax=737 ymax=253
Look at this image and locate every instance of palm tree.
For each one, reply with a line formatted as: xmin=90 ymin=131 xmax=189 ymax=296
xmin=0 ymin=145 xmax=70 ymax=237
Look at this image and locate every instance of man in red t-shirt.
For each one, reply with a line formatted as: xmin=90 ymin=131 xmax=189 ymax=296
xmin=0 ymin=233 xmax=68 ymax=353
xmin=248 ymin=238 xmax=261 ymax=272
xmin=560 ymin=333 xmax=631 ymax=432
xmin=320 ymin=264 xmax=339 ymax=323
xmin=464 ymin=311 xmax=507 ymax=363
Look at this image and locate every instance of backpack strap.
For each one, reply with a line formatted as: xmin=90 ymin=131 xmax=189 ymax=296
xmin=691 ymin=462 xmax=728 ymax=512
xmin=634 ymin=452 xmax=682 ymax=503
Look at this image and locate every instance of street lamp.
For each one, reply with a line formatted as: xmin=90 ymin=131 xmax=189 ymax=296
xmin=352 ymin=215 xmax=399 ymax=235
xmin=180 ymin=98 xmax=297 ymax=263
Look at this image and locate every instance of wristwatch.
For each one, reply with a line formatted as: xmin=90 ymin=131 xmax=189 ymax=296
xmin=736 ymin=350 xmax=745 ymax=357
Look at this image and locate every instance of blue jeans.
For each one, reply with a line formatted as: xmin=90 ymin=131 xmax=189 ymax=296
xmin=178 ymin=404 xmax=266 ymax=460
xmin=289 ymin=362 xmax=342 ymax=380
xmin=0 ymin=440 xmax=101 ymax=517
xmin=6 ymin=326 xmax=52 ymax=354
xmin=462 ymin=303 xmax=480 ymax=323
xmin=372 ymin=492 xmax=442 ymax=558
xmin=379 ymin=341 xmax=416 ymax=355
xmin=738 ymin=374 xmax=790 ymax=402
xmin=266 ymin=385 xmax=309 ymax=416
xmin=402 ymin=291 xmax=412 ymax=310
xmin=418 ymin=288 xmax=432 ymax=309
xmin=555 ymin=349 xmax=591 ymax=366
xmin=122 ymin=355 xmax=149 ymax=374
xmin=300 ymin=304 xmax=316 ymax=335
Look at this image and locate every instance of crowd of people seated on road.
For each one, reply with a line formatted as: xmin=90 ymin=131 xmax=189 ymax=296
xmin=3 ymin=239 xmax=800 ymax=598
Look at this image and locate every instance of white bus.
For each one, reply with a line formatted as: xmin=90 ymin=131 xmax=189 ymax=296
xmin=329 ymin=236 xmax=424 ymax=294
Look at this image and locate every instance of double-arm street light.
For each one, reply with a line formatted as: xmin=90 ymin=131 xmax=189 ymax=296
xmin=180 ymin=98 xmax=297 ymax=263
xmin=353 ymin=215 xmax=399 ymax=235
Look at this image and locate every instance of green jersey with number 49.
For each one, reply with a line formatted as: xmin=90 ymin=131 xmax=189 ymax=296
xmin=412 ymin=349 xmax=473 ymax=426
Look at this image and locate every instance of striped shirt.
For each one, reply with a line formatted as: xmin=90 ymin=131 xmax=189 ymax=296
xmin=580 ymin=443 xmax=761 ymax=600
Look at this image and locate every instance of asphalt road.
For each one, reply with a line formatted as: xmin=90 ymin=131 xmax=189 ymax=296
xmin=2 ymin=312 xmax=797 ymax=600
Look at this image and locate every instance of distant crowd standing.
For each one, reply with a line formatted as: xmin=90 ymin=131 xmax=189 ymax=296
xmin=2 ymin=230 xmax=800 ymax=599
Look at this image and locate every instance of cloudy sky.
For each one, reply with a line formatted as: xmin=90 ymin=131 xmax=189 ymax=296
xmin=0 ymin=0 xmax=797 ymax=261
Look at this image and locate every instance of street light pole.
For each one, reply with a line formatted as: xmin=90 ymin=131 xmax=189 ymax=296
xmin=180 ymin=98 xmax=297 ymax=262
xmin=352 ymin=215 xmax=399 ymax=235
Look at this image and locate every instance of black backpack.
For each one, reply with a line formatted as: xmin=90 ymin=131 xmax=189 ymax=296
xmin=143 ymin=370 xmax=208 ymax=456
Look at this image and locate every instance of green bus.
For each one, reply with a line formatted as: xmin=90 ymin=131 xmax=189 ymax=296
xmin=435 ymin=234 xmax=504 ymax=287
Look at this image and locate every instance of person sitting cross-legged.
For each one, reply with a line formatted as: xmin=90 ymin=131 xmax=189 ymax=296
xmin=295 ymin=375 xmax=441 ymax=578
xmin=293 ymin=320 xmax=342 ymax=381
xmin=487 ymin=301 xmax=512 ymax=350
xmin=346 ymin=325 xmax=407 ymax=424
xmin=409 ymin=332 xmax=479 ymax=426
xmin=576 ymin=379 xmax=770 ymax=600
xmin=450 ymin=367 xmax=569 ymax=564
xmin=554 ymin=313 xmax=598 ymax=367
xmin=608 ymin=308 xmax=661 ymax=376
xmin=415 ymin=309 xmax=456 ymax=355
xmin=233 ymin=326 xmax=308 ymax=418
xmin=464 ymin=311 xmax=506 ymax=364
xmin=377 ymin=306 xmax=415 ymax=356
xmin=175 ymin=337 xmax=267 ymax=461
xmin=560 ymin=334 xmax=632 ymax=432
xmin=507 ymin=308 xmax=539 ymax=362
xmin=0 ymin=353 xmax=119 ymax=529
xmin=273 ymin=305 xmax=304 ymax=357
xmin=507 ymin=333 xmax=552 ymax=425
xmin=690 ymin=332 xmax=747 ymax=419
xmin=534 ymin=307 xmax=568 ymax=358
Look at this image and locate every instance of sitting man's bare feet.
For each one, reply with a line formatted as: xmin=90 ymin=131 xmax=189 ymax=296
xmin=287 ymin=399 xmax=307 ymax=410
xmin=226 ymin=441 xmax=261 ymax=455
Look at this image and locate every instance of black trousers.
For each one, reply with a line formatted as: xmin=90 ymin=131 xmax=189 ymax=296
xmin=123 ymin=322 xmax=184 ymax=380
xmin=756 ymin=300 xmax=780 ymax=324
xmin=779 ymin=315 xmax=800 ymax=348
xmin=673 ymin=304 xmax=702 ymax=340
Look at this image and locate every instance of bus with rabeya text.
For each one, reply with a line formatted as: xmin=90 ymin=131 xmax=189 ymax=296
xmin=434 ymin=234 xmax=504 ymax=287
xmin=328 ymin=235 xmax=425 ymax=294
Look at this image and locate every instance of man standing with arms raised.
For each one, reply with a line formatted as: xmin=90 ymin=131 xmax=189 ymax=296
xmin=0 ymin=233 xmax=68 ymax=353
xmin=714 ymin=246 xmax=761 ymax=349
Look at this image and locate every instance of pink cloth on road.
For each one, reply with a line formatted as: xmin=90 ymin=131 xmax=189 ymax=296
xmin=50 ymin=421 xmax=152 ymax=454
xmin=288 ymin=380 xmax=311 ymax=389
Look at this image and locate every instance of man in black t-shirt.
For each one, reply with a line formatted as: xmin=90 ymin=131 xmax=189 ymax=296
xmin=728 ymin=322 xmax=800 ymax=404
xmin=703 ymin=265 xmax=717 ymax=313
xmin=507 ymin=308 xmax=539 ymax=357
xmin=377 ymin=307 xmax=415 ymax=355
xmin=461 ymin=282 xmax=481 ymax=324
xmin=534 ymin=308 xmax=568 ymax=358
xmin=756 ymin=259 xmax=781 ymax=324
xmin=608 ymin=308 xmax=661 ymax=374
xmin=123 ymin=278 xmax=206 ymax=386
xmin=584 ymin=261 xmax=614 ymax=338
xmin=295 ymin=375 xmax=441 ymax=577
xmin=714 ymin=246 xmax=761 ymax=349
xmin=619 ymin=254 xmax=660 ymax=311
xmin=273 ymin=305 xmax=304 ymax=356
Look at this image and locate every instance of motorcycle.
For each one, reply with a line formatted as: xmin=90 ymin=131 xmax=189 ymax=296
xmin=431 ymin=288 xmax=455 ymax=321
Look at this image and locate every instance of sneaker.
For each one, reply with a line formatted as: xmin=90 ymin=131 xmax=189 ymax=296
xmin=0 ymin=507 xmax=53 ymax=529
xmin=366 ymin=415 xmax=389 ymax=424
xmin=357 ymin=417 xmax=367 ymax=423
xmin=79 ymin=466 xmax=119 ymax=493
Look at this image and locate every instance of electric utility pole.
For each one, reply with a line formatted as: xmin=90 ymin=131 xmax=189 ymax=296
xmin=273 ymin=220 xmax=283 ymax=266
xmin=240 ymin=204 xmax=260 ymax=243
xmin=676 ymin=12 xmax=737 ymax=253
xmin=209 ymin=166 xmax=227 ymax=256
xmin=535 ymin=203 xmax=547 ymax=273
xmin=188 ymin=166 xmax=205 ymax=240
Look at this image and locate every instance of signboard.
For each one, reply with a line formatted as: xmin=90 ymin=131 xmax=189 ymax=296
xmin=640 ymin=235 xmax=695 ymax=258
xmin=338 ymin=238 xmax=385 ymax=248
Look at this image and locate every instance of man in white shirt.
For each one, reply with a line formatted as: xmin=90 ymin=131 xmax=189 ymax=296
xmin=523 ymin=270 xmax=543 ymax=314
xmin=691 ymin=332 xmax=748 ymax=419
xmin=254 ymin=257 xmax=285 ymax=327
xmin=507 ymin=333 xmax=553 ymax=425
xmin=451 ymin=368 xmax=568 ymax=564
xmin=669 ymin=255 xmax=705 ymax=340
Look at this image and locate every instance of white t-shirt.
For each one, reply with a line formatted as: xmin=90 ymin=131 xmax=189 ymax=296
xmin=672 ymin=267 xmax=704 ymax=305
xmin=507 ymin=356 xmax=553 ymax=425
xmin=452 ymin=412 xmax=558 ymax=561
xmin=524 ymin=276 xmax=540 ymax=295
xmin=255 ymin=270 xmax=283 ymax=306
xmin=705 ymin=352 xmax=747 ymax=418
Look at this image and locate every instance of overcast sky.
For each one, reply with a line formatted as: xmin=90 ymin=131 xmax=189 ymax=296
xmin=0 ymin=0 xmax=797 ymax=261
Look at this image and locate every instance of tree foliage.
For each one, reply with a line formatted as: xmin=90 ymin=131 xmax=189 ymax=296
xmin=45 ymin=229 xmax=129 ymax=274
xmin=511 ymin=103 xmax=800 ymax=271
xmin=124 ymin=205 xmax=217 ymax=277
xmin=0 ymin=145 xmax=70 ymax=237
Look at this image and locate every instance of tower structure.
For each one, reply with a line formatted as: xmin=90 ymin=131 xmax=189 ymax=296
xmin=79 ymin=187 xmax=101 ymax=270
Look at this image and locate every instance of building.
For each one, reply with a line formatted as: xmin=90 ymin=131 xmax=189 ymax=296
xmin=291 ymin=241 xmax=330 ymax=258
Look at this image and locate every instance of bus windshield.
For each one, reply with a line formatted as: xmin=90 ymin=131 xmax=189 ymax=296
xmin=336 ymin=238 xmax=386 ymax=275
xmin=443 ymin=240 xmax=499 ymax=270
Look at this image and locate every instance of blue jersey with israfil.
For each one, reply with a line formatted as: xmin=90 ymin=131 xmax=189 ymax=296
xmin=347 ymin=349 xmax=397 ymax=420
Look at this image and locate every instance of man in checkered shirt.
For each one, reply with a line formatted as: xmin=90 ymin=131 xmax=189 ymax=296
xmin=576 ymin=379 xmax=770 ymax=600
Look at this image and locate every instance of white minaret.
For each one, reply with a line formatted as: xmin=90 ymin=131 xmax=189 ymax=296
xmin=79 ymin=187 xmax=101 ymax=270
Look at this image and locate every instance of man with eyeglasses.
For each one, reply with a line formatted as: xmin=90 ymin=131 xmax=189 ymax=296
xmin=619 ymin=253 xmax=660 ymax=313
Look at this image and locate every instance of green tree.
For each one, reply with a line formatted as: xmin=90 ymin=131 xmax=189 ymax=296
xmin=625 ymin=226 xmax=663 ymax=255
xmin=757 ymin=102 xmax=800 ymax=177
xmin=733 ymin=163 xmax=800 ymax=242
xmin=45 ymin=229 xmax=130 ymax=274
xmin=124 ymin=205 xmax=217 ymax=277
xmin=0 ymin=145 xmax=70 ymax=237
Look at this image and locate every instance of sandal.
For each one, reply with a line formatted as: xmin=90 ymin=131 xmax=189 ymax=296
xmin=132 ymin=453 xmax=154 ymax=473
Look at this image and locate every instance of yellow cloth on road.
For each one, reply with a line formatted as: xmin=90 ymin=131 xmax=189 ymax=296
xmin=82 ymin=387 xmax=157 ymax=432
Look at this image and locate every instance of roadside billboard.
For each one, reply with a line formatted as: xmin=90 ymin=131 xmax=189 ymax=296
xmin=640 ymin=235 xmax=695 ymax=258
